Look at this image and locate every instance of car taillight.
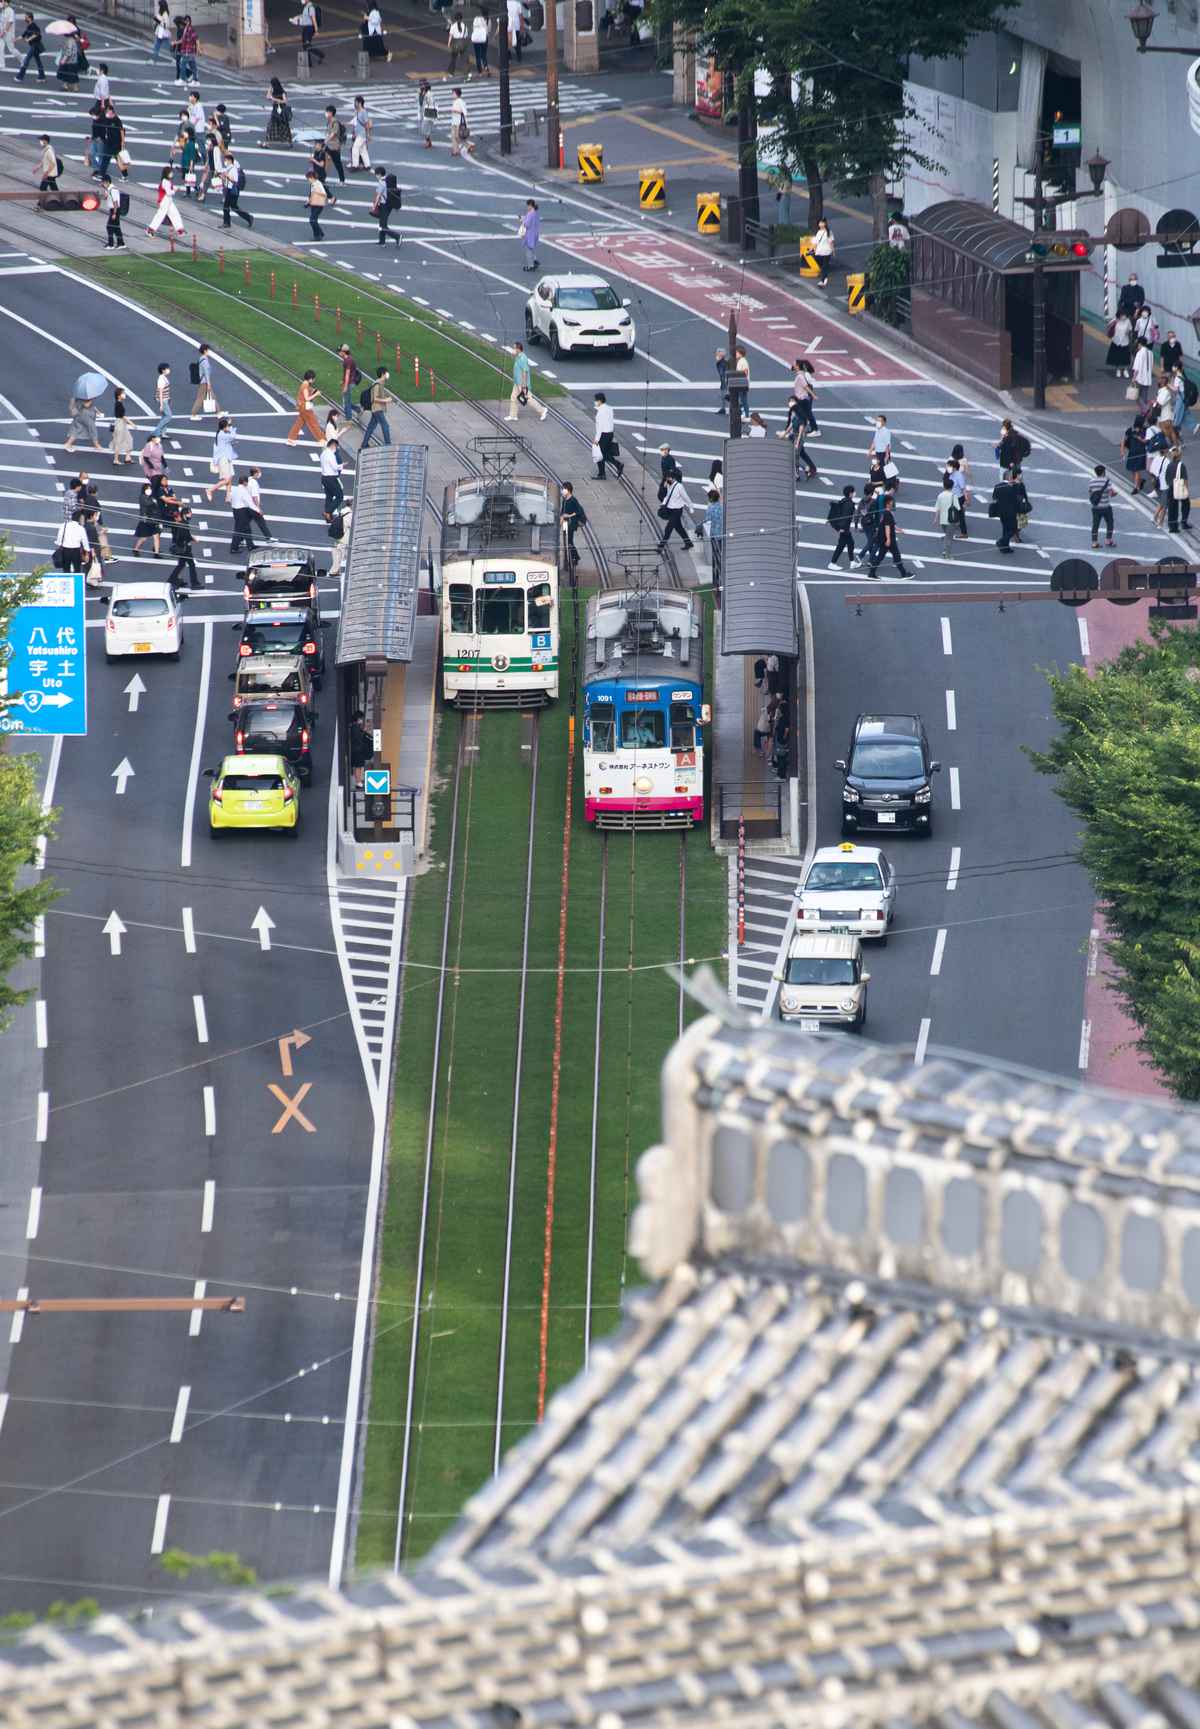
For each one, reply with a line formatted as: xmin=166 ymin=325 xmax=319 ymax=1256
xmin=166 ymin=615 xmax=176 ymax=631
xmin=599 ymin=785 xmax=613 ymax=794
xmin=301 ymin=728 xmax=310 ymax=747
xmin=303 ymin=640 xmax=316 ymax=655
xmin=863 ymin=908 xmax=884 ymax=921
xmin=239 ymin=642 xmax=251 ymax=656
xmin=211 ymin=786 xmax=223 ymax=804
xmin=283 ymin=785 xmax=295 ymax=803
xmin=235 ymin=730 xmax=245 ymax=749
xmin=105 ymin=615 xmax=115 ymax=633
xmin=675 ymin=784 xmax=688 ymax=793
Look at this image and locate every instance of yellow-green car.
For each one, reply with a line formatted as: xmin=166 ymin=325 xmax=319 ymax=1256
xmin=207 ymin=754 xmax=301 ymax=834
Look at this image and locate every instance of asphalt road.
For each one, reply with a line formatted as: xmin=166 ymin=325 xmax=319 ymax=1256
xmin=0 ymin=264 xmax=372 ymax=1613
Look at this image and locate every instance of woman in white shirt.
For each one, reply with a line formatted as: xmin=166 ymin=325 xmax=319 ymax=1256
xmin=446 ymin=11 xmax=467 ymax=74
xmin=470 ymin=10 xmax=491 ymax=77
xmin=449 ymin=89 xmax=474 ymax=157
xmin=1132 ymin=338 xmax=1155 ymax=410
xmin=812 ymin=217 xmax=835 ymax=287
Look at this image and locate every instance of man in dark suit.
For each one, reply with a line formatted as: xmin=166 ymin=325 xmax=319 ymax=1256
xmin=992 ymin=471 xmax=1020 ymax=553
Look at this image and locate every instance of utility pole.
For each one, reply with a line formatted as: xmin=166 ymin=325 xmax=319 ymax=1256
xmin=498 ymin=3 xmax=512 ymax=155
xmin=545 ymin=0 xmax=560 ymax=170
xmin=1014 ymin=137 xmax=1082 ymax=413
xmin=735 ymin=81 xmax=759 ymax=242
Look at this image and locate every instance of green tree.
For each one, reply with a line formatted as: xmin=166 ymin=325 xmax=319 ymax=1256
xmin=656 ymin=0 xmax=1013 ymax=234
xmin=0 ymin=538 xmax=59 ymax=1029
xmin=1031 ymin=625 xmax=1200 ymax=1098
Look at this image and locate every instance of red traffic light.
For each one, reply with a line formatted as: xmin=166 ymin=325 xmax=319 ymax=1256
xmin=1071 ymin=239 xmax=1091 ymax=257
xmin=80 ymin=191 xmax=100 ymax=211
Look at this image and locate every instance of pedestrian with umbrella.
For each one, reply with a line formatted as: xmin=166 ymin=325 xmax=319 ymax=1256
xmin=65 ymin=373 xmax=106 ymax=452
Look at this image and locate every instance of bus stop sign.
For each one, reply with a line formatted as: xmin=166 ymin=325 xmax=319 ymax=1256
xmin=0 ymin=572 xmax=87 ymax=737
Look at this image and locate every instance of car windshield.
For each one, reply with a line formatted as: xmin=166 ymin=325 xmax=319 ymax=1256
xmin=223 ymin=773 xmax=284 ymax=792
xmin=112 ymin=597 xmax=169 ymax=618
xmin=242 ymin=710 xmax=295 ymax=741
xmin=805 ymin=862 xmax=883 ymax=892
xmin=246 ymin=622 xmax=307 ymax=650
xmin=242 ymin=666 xmax=303 ymax=692
xmin=557 ymin=285 xmax=620 ymax=311
xmin=850 ymin=741 xmax=925 ymax=779
xmin=785 ymin=957 xmax=857 ymax=985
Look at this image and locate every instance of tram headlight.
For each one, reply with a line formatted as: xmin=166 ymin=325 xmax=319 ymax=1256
xmin=635 ymin=775 xmax=653 ymax=792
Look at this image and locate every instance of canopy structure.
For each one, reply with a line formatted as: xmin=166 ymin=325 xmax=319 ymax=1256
xmin=334 ymin=444 xmax=428 ymax=668
xmin=719 ymin=436 xmax=798 ymax=658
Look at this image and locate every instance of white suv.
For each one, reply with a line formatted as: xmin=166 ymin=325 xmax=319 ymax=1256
xmin=525 ymin=273 xmax=636 ymax=359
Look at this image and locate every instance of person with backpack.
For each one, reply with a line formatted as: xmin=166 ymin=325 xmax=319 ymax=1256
xmin=933 ymin=476 xmax=958 ymax=559
xmin=446 ymin=10 xmax=467 ymax=72
xmin=35 ymin=135 xmax=58 ymax=192
xmin=220 ymin=153 xmax=252 ymax=229
xmin=827 ymin=484 xmax=860 ymax=570
xmin=1088 ymin=465 xmax=1116 ymax=550
xmin=323 ymin=105 xmax=347 ymax=183
xmin=370 ymin=168 xmax=401 ymax=246
xmin=337 ymin=343 xmax=362 ymax=418
xmin=304 ymin=167 xmax=331 ymax=240
xmin=297 ymin=0 xmax=324 ymax=63
xmin=1175 ymin=368 xmax=1198 ymax=438
xmin=361 ymin=366 xmax=394 ymax=449
xmin=189 ymin=341 xmax=218 ymax=417
xmin=996 ymin=418 xmax=1030 ymax=474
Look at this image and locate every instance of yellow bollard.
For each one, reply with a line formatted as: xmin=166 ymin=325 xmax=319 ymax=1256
xmin=846 ymin=272 xmax=867 ymax=314
xmin=798 ymin=235 xmax=821 ymax=278
xmin=638 ymin=166 xmax=666 ymax=210
xmin=577 ymin=142 xmax=604 ymax=183
xmin=696 ymin=190 xmax=721 ymax=235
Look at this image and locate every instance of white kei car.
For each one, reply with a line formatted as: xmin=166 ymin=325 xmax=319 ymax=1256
xmin=793 ymin=842 xmax=897 ymax=944
xmin=524 ymin=273 xmax=636 ymax=360
xmin=104 ymin=582 xmax=185 ymax=660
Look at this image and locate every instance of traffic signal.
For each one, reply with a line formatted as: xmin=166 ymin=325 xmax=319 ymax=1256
xmin=38 ymin=190 xmax=100 ymax=212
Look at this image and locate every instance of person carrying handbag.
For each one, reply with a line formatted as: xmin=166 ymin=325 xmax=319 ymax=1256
xmin=449 ymin=88 xmax=474 ymax=157
xmin=812 ymin=217 xmax=835 ymax=287
xmin=53 ymin=512 xmax=89 ymax=574
xmin=1167 ymin=453 xmax=1192 ymax=532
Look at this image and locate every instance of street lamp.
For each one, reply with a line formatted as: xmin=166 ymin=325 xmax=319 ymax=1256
xmin=1086 ymin=150 xmax=1110 ymax=195
xmin=1128 ymin=3 xmax=1200 ymax=52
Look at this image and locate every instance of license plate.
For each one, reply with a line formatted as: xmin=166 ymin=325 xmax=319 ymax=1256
xmin=800 ymin=1018 xmax=821 ymax=1032
xmin=242 ymin=801 xmax=263 ymax=811
xmin=876 ymin=811 xmax=897 ymax=823
xmin=827 ymin=924 xmax=849 ymax=934
xmin=133 ymin=642 xmax=153 ymax=653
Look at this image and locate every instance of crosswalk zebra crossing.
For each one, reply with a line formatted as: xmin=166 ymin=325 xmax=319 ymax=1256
xmin=306 ymin=76 xmax=619 ymax=131
xmin=731 ymin=854 xmax=802 ymax=1017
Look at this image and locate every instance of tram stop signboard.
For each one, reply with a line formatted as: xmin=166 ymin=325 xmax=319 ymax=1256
xmin=0 ymin=572 xmax=88 ymax=737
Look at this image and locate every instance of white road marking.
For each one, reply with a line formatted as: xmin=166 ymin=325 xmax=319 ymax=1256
xmin=947 ymin=847 xmax=961 ymax=892
xmin=0 ymin=304 xmax=154 ymax=413
xmin=945 ymin=689 xmax=957 ymax=731
xmin=949 ymin=766 xmax=961 ymax=809
xmin=1078 ymin=1019 xmax=1092 ymax=1070
xmin=252 ymin=906 xmax=275 ymax=950
xmin=10 ymin=1288 xmax=28 ymax=1345
xmin=0 ymin=1393 xmax=7 ymax=1434
xmin=180 ymin=619 xmax=212 ymax=869
xmin=102 ymin=910 xmax=126 ymax=956
xmin=35 ymin=1092 xmax=47 ymax=1143
xmin=34 ymin=915 xmax=44 ymax=959
xmin=192 ymin=994 xmax=209 ymax=1044
xmin=203 ymin=1084 xmax=216 ymax=1136
xmin=201 ymin=1179 xmax=215 ymax=1233
xmin=111 ymin=756 xmax=135 ymax=795
xmin=150 ymin=1493 xmax=170 ymax=1554
xmin=124 ymin=671 xmax=146 ymax=712
xmin=1078 ymin=615 xmax=1090 ymax=657
xmin=182 ymin=906 xmax=196 ymax=954
xmin=940 ymin=615 xmax=952 ymax=655
xmin=36 ymin=734 xmax=62 ymax=871
xmin=189 ymin=1279 xmax=206 ymax=1338
xmin=25 ymin=1188 xmax=41 ymax=1241
xmin=169 ymin=1384 xmax=191 ymax=1443
xmin=34 ymin=999 xmax=47 ymax=1049
xmin=1088 ymin=926 xmax=1100 ymax=977
xmin=915 ymin=1017 xmax=931 ymax=1065
xmin=930 ymin=929 xmax=947 ymax=976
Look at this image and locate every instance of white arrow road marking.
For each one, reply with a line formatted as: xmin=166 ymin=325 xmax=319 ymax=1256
xmin=251 ymin=907 xmax=275 ymax=951
xmin=111 ymin=757 xmax=134 ymax=795
xmin=124 ymin=672 xmax=146 ymax=713
xmin=102 ymin=910 xmax=126 ymax=956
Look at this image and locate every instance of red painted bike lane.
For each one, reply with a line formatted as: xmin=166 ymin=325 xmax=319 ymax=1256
xmin=554 ymin=231 xmax=923 ymax=384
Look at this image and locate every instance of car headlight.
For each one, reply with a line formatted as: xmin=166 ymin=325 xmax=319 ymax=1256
xmin=840 ymin=997 xmax=859 ymax=1013
xmin=617 ymin=314 xmax=632 ymax=326
xmin=842 ymin=786 xmax=860 ymax=803
xmin=561 ymin=317 xmax=581 ymax=327
xmin=780 ymin=991 xmax=801 ymax=1013
xmin=914 ymin=785 xmax=932 ymax=803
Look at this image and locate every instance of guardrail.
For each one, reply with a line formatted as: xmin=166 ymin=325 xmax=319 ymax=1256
xmin=742 ymin=218 xmax=780 ymax=258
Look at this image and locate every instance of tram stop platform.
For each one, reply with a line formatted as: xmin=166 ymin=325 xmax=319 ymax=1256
xmin=712 ymin=438 xmax=800 ymax=850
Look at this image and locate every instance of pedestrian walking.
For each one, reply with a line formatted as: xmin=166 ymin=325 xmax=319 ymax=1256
xmin=370 ymin=168 xmax=401 ymax=245
xmin=146 ymin=165 xmax=185 ymax=238
xmin=245 ymin=466 xmax=272 ymax=540
xmin=1009 ymin=465 xmax=1032 ymax=542
xmin=337 ymin=344 xmax=361 ymax=418
xmin=220 ymin=152 xmax=252 ymax=228
xmin=812 ymin=216 xmax=835 ymax=286
xmin=946 ymin=457 xmax=970 ymax=538
xmin=1167 ymin=451 xmax=1192 ymax=533
xmin=827 ymin=484 xmax=859 ymax=569
xmin=657 ymin=471 xmax=695 ymax=550
xmin=188 ymin=342 xmax=217 ymax=418
xmin=54 ymin=25 xmax=79 ymax=87
xmin=36 ymin=135 xmax=57 ymax=192
xmin=350 ymin=94 xmax=372 ymax=169
xmin=229 ymin=473 xmax=258 ymax=553
xmin=363 ymin=4 xmax=391 ymax=58
xmin=704 ymin=487 xmax=724 ymax=584
xmin=151 ymin=0 xmax=170 ymax=61
xmin=446 ymin=10 xmax=467 ymax=72
xmin=1122 ymin=415 xmax=1149 ymax=493
xmin=866 ymin=413 xmax=892 ymax=468
xmin=990 ymin=470 xmax=1020 ymax=553
xmin=205 ymin=415 xmax=238 ymax=500
xmin=15 ymin=11 xmax=43 ymax=78
xmin=265 ymin=76 xmax=292 ymax=146
xmin=1133 ymin=302 xmax=1155 ymax=351
xmin=1132 ymin=338 xmax=1155 ymax=410
xmin=786 ymin=399 xmax=818 ymax=480
xmin=53 ymin=512 xmax=89 ymax=574
xmin=714 ymin=347 xmax=728 ymax=414
xmin=98 ymin=172 xmax=126 ymax=249
xmin=418 ymin=78 xmax=436 ymax=148
xmin=995 ymin=417 xmax=1031 ymax=474
xmin=593 ymin=393 xmax=623 ymax=479
xmin=131 ymin=484 xmax=163 ymax=557
xmin=109 ymin=386 xmax=133 ymax=463
xmin=933 ymin=478 xmax=958 ymax=559
xmin=166 ymin=505 xmax=200 ymax=590
xmin=469 ymin=7 xmax=491 ymax=75
xmin=518 ymin=198 xmax=540 ymax=271
xmin=1155 ymin=374 xmax=1182 ymax=450
xmin=323 ymin=104 xmax=347 ymax=182
xmin=506 ymin=0 xmax=524 ymax=57
xmin=1117 ymin=273 xmax=1145 ymax=319
xmin=320 ymin=435 xmax=344 ymax=516
xmin=867 ymin=492 xmax=910 ymax=578
xmin=140 ymin=432 xmax=166 ymax=485
xmin=177 ymin=15 xmax=197 ymax=79
xmin=1162 ymin=328 xmax=1185 ymax=374
xmin=287 ymin=371 xmax=324 ymax=445
xmin=1107 ymin=310 xmax=1133 ymax=378
xmin=64 ymin=396 xmax=101 ymax=454
xmin=0 ymin=0 xmax=17 ymax=67
xmin=150 ymin=362 xmax=172 ymax=436
xmin=560 ymin=479 xmax=585 ymax=568
xmin=304 ymin=168 xmax=331 ymax=240
xmin=1088 ymin=465 xmax=1116 ymax=549
xmin=732 ymin=343 xmax=750 ymax=409
xmin=747 ymin=412 xmax=768 ymax=438
xmin=361 ymin=366 xmax=394 ymax=447
xmin=449 ymin=87 xmax=474 ymax=156
xmin=857 ymin=483 xmax=882 ymax=565
xmin=298 ymin=0 xmax=324 ymax=63
xmin=506 ymin=340 xmax=547 ymax=421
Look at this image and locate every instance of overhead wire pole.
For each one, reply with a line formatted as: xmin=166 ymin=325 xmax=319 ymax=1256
xmin=545 ymin=0 xmax=561 ymax=169
xmin=499 ymin=2 xmax=513 ymax=155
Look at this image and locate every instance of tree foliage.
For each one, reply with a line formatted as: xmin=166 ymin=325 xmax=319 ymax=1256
xmin=1031 ymin=626 xmax=1200 ymax=1098
xmin=865 ymin=241 xmax=910 ymax=325
xmin=655 ymin=0 xmax=1013 ymax=226
xmin=0 ymin=537 xmax=59 ymax=1030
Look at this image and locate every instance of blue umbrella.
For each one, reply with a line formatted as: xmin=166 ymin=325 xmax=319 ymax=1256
xmin=73 ymin=371 xmax=108 ymax=400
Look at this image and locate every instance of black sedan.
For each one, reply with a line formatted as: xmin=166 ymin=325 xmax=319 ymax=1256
xmin=235 ymin=604 xmax=326 ymax=683
xmin=232 ymin=699 xmax=315 ymax=782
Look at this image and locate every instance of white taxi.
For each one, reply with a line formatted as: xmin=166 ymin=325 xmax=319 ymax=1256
xmin=524 ymin=273 xmax=636 ymax=359
xmin=793 ymin=841 xmax=896 ymax=944
xmin=104 ymin=582 xmax=185 ymax=660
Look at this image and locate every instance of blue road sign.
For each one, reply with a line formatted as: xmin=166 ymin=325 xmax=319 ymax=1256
xmin=364 ymin=766 xmax=392 ymax=797
xmin=0 ymin=573 xmax=88 ymax=737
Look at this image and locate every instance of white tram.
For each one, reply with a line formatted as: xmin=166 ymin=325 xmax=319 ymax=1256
xmin=440 ymin=453 xmax=560 ymax=709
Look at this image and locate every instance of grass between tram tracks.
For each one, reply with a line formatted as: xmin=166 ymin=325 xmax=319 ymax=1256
xmin=72 ymin=252 xmax=564 ymax=407
xmin=355 ymin=600 xmax=727 ymax=1568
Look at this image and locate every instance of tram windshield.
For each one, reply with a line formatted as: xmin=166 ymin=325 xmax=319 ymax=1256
xmin=590 ymin=712 xmax=616 ymax=751
xmin=670 ymin=702 xmax=696 ymax=751
xmin=621 ymin=708 xmax=665 ymax=748
xmin=478 ymin=588 xmax=525 ymax=634
xmin=448 ymin=583 xmax=473 ymax=633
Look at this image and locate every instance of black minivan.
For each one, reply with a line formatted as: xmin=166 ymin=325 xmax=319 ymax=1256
xmin=837 ymin=713 xmax=940 ymax=838
xmin=233 ymin=700 xmax=315 ymax=782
